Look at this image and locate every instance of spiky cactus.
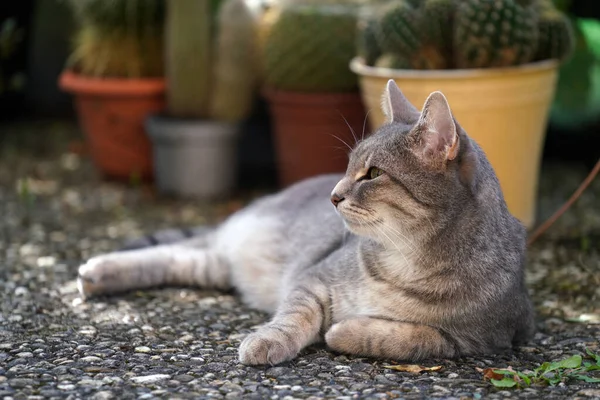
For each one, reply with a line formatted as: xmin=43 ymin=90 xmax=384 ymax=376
xmin=422 ymin=0 xmax=456 ymax=62
xmin=375 ymin=1 xmax=422 ymax=58
xmin=533 ymin=1 xmax=575 ymax=62
xmin=453 ymin=0 xmax=539 ymax=68
xmin=66 ymin=0 xmax=164 ymax=78
xmin=357 ymin=13 xmax=382 ymax=66
xmin=369 ymin=0 xmax=452 ymax=69
xmin=166 ymin=0 xmax=258 ymax=120
xmin=357 ymin=0 xmax=575 ymax=70
xmin=263 ymin=2 xmax=360 ymax=92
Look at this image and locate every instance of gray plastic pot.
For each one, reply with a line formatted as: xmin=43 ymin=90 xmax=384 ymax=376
xmin=146 ymin=115 xmax=240 ymax=198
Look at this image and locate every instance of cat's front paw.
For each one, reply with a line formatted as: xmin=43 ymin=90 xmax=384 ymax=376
xmin=238 ymin=327 xmax=300 ymax=365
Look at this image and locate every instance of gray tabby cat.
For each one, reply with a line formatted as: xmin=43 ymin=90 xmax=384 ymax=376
xmin=78 ymin=80 xmax=534 ymax=365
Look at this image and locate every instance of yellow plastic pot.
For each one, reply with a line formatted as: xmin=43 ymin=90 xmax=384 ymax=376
xmin=350 ymin=57 xmax=560 ymax=229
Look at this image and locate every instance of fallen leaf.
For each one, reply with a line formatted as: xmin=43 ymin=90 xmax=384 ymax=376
xmin=482 ymin=368 xmax=507 ymax=381
xmin=383 ymin=364 xmax=442 ymax=374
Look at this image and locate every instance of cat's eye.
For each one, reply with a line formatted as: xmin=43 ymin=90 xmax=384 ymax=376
xmin=367 ymin=167 xmax=384 ymax=179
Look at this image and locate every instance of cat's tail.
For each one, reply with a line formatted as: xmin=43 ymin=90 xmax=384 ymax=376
xmin=118 ymin=226 xmax=215 ymax=251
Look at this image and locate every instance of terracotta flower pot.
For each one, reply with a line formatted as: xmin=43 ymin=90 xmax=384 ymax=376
xmin=264 ymin=89 xmax=368 ymax=187
xmin=59 ymin=70 xmax=166 ymax=180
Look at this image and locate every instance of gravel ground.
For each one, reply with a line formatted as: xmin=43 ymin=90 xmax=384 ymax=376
xmin=0 ymin=120 xmax=599 ymax=400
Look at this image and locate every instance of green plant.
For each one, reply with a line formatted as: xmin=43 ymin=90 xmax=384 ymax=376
xmin=483 ymin=349 xmax=600 ymax=388
xmin=166 ymin=0 xmax=258 ymax=120
xmin=533 ymin=0 xmax=576 ymax=61
xmin=358 ymin=0 xmax=575 ymax=69
xmin=454 ymin=0 xmax=539 ymax=68
xmin=263 ymin=2 xmax=361 ymax=92
xmin=65 ymin=0 xmax=165 ymax=78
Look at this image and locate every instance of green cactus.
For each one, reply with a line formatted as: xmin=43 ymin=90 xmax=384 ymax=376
xmin=453 ymin=0 xmax=540 ymax=69
xmin=66 ymin=0 xmax=164 ymax=78
xmin=263 ymin=3 xmax=360 ymax=92
xmin=374 ymin=53 xmax=412 ymax=69
xmin=422 ymin=0 xmax=456 ymax=61
xmin=368 ymin=0 xmax=451 ymax=69
xmin=375 ymin=0 xmax=422 ymax=58
xmin=210 ymin=0 xmax=259 ymax=121
xmin=357 ymin=14 xmax=382 ymax=66
xmin=533 ymin=3 xmax=575 ymax=62
xmin=165 ymin=0 xmax=258 ymax=120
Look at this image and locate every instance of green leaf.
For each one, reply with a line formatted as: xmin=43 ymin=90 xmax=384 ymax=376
xmin=517 ymin=372 xmax=532 ymax=385
xmin=548 ymin=377 xmax=563 ymax=386
xmin=558 ymin=355 xmax=583 ymax=369
xmin=546 ymin=355 xmax=583 ymax=372
xmin=535 ymin=362 xmax=551 ymax=375
xmin=574 ymin=375 xmax=600 ymax=383
xmin=491 ymin=378 xmax=517 ymax=388
xmin=586 ymin=348 xmax=600 ymax=364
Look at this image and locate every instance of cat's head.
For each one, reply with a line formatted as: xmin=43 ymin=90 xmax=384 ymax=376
xmin=331 ymin=80 xmax=489 ymax=242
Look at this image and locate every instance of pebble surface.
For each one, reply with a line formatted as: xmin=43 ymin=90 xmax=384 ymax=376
xmin=0 ymin=121 xmax=599 ymax=399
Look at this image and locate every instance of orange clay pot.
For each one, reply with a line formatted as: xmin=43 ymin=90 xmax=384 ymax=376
xmin=264 ymin=89 xmax=368 ymax=187
xmin=59 ymin=70 xmax=166 ymax=180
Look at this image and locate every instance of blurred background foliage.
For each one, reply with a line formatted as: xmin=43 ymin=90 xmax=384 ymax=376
xmin=0 ymin=0 xmax=598 ymax=179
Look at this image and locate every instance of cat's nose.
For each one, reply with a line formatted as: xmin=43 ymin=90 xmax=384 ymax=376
xmin=330 ymin=193 xmax=345 ymax=207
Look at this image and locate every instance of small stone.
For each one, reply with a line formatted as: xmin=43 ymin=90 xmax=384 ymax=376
xmin=91 ymin=391 xmax=115 ymax=400
xmin=291 ymin=386 xmax=303 ymax=392
xmin=432 ymin=385 xmax=451 ymax=393
xmin=14 ymin=287 xmax=29 ymax=296
xmin=102 ymin=376 xmax=123 ymax=385
xmin=57 ymin=383 xmax=76 ymax=390
xmin=135 ymin=346 xmax=151 ymax=353
xmin=80 ymin=356 xmax=102 ymax=363
xmin=172 ymin=374 xmax=194 ymax=383
xmin=220 ymin=382 xmax=243 ymax=393
xmin=578 ymin=389 xmax=600 ymax=397
xmin=78 ymin=379 xmax=103 ymax=387
xmin=16 ymin=352 xmax=33 ymax=358
xmin=130 ymin=374 xmax=171 ymax=384
xmin=178 ymin=334 xmax=194 ymax=342
xmin=447 ymin=373 xmax=459 ymax=379
xmin=8 ymin=378 xmax=36 ymax=388
xmin=273 ymin=385 xmax=291 ymax=390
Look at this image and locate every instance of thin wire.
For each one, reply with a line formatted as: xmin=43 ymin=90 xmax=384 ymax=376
xmin=527 ymin=157 xmax=600 ymax=246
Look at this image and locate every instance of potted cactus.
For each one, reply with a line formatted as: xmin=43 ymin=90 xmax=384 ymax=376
xmin=146 ymin=0 xmax=258 ymax=198
xmin=350 ymin=0 xmax=575 ymax=229
xmin=58 ymin=0 xmax=165 ymax=180
xmin=261 ymin=0 xmax=368 ymax=187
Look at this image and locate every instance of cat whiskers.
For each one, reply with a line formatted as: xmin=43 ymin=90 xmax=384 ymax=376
xmin=329 ymin=133 xmax=353 ymax=152
xmin=377 ymin=221 xmax=420 ymax=256
xmin=338 ymin=112 xmax=359 ymax=146
xmin=362 ymin=109 xmax=372 ymax=141
xmin=369 ymin=221 xmax=412 ymax=267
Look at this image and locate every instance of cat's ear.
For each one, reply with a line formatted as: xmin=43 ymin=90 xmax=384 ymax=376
xmin=381 ymin=79 xmax=420 ymax=125
xmin=412 ymin=91 xmax=459 ymax=166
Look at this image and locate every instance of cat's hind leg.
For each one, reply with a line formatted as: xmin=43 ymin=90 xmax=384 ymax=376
xmin=77 ymin=237 xmax=230 ymax=299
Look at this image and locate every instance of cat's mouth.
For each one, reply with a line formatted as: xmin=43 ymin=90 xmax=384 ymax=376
xmin=337 ymin=204 xmax=379 ymax=228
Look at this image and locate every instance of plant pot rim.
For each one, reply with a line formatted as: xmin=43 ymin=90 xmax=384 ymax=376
xmin=59 ymin=69 xmax=166 ymax=96
xmin=146 ymin=114 xmax=240 ymax=145
xmin=349 ymin=57 xmax=559 ymax=80
xmin=262 ymin=87 xmax=361 ymax=105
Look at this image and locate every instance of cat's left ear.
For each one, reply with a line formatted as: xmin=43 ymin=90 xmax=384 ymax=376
xmin=413 ymin=91 xmax=459 ymax=166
